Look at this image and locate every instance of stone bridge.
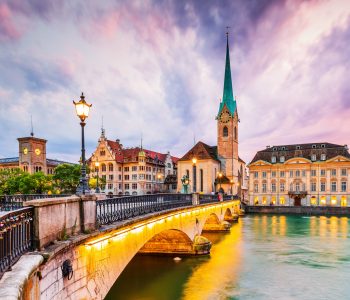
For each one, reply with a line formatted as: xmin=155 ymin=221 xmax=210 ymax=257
xmin=0 ymin=195 xmax=240 ymax=299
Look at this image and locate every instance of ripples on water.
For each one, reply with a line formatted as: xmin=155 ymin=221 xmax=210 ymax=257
xmin=105 ymin=215 xmax=350 ymax=300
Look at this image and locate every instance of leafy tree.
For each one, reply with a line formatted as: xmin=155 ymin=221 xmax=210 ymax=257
xmin=53 ymin=164 xmax=82 ymax=194
xmin=89 ymin=176 xmax=106 ymax=190
xmin=0 ymin=168 xmax=24 ymax=195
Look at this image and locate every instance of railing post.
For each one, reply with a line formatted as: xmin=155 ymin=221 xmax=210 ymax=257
xmin=192 ymin=193 xmax=199 ymax=206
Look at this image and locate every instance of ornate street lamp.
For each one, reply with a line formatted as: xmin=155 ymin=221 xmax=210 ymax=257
xmin=192 ymin=157 xmax=197 ymax=193
xmin=218 ymin=172 xmax=223 ymax=192
xmin=95 ymin=159 xmax=100 ymax=193
xmin=73 ymin=92 xmax=92 ymax=195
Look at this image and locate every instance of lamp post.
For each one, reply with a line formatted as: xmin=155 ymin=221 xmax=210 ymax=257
xmin=218 ymin=172 xmax=223 ymax=192
xmin=95 ymin=160 xmax=100 ymax=193
xmin=157 ymin=173 xmax=162 ymax=193
xmin=192 ymin=157 xmax=197 ymax=193
xmin=73 ymin=92 xmax=92 ymax=195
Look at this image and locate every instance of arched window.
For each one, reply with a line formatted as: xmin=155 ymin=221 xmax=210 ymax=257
xmin=223 ymin=126 xmax=228 ymax=137
xmin=234 ymin=127 xmax=237 ymax=140
xmin=200 ymin=169 xmax=203 ymax=192
xmin=108 ymin=163 xmax=113 ymax=172
xmin=101 ymin=163 xmax=106 ymax=172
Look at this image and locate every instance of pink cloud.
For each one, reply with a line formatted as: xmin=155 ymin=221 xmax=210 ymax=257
xmin=0 ymin=3 xmax=22 ymax=41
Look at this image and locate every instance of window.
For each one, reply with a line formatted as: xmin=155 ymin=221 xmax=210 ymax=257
xmin=280 ymin=197 xmax=285 ymax=205
xmin=289 ymin=170 xmax=293 ymax=178
xmin=280 ymin=182 xmax=285 ymax=192
xmin=331 ymin=196 xmax=337 ymax=206
xmin=271 ymin=156 xmax=276 ymax=163
xmin=125 ymin=183 xmax=129 ymax=190
xmin=139 ymin=166 xmax=145 ymax=171
xmin=100 ymin=149 xmax=105 ymax=156
xmin=124 ymin=167 xmax=129 ymax=172
xmin=262 ymin=183 xmax=267 ymax=193
xmin=102 ymin=175 xmax=106 ymax=181
xmin=331 ymin=181 xmax=337 ymax=192
xmin=331 ymin=169 xmax=337 ymax=176
xmin=254 ymin=172 xmax=258 ymax=178
xmin=321 ymin=154 xmax=326 ymax=161
xmin=200 ymin=169 xmax=203 ymax=192
xmin=320 ymin=182 xmax=326 ymax=192
xmin=296 ymin=145 xmax=301 ymax=150
xmin=281 ymin=147 xmax=286 ymax=150
xmin=272 ymin=171 xmax=276 ymax=178
xmin=320 ymin=169 xmax=326 ymax=176
xmin=234 ymin=127 xmax=237 ymax=140
xmin=118 ymin=184 xmax=122 ymax=189
xmin=132 ymin=174 xmax=137 ymax=180
xmin=312 ymin=145 xmax=316 ymax=149
xmin=341 ymin=181 xmax=347 ymax=192
xmin=107 ymin=183 xmax=113 ymax=189
xmin=118 ymin=174 xmax=122 ymax=180
xmin=132 ymin=183 xmax=137 ymax=189
xmin=310 ymin=196 xmax=317 ymax=205
xmin=311 ymin=154 xmax=316 ymax=161
xmin=341 ymin=169 xmax=347 ymax=176
xmin=223 ymin=126 xmax=228 ymax=137
xmin=280 ymin=156 xmax=285 ymax=163
xmin=254 ymin=196 xmax=259 ymax=205
xmin=139 ymin=174 xmax=144 ymax=180
xmin=262 ymin=172 xmax=267 ymax=178
xmin=118 ymin=167 xmax=122 ymax=172
xmin=295 ymin=183 xmax=300 ymax=192
xmin=320 ymin=196 xmax=326 ymax=205
xmin=311 ymin=170 xmax=316 ymax=177
xmin=101 ymin=164 xmax=106 ymax=172
xmin=108 ymin=164 xmax=113 ymax=171
xmin=302 ymin=170 xmax=306 ymax=177
xmin=124 ymin=175 xmax=129 ymax=180
xmin=296 ymin=170 xmax=300 ymax=177
xmin=109 ymin=175 xmax=113 ymax=180
xmin=341 ymin=196 xmax=347 ymax=207
xmin=132 ymin=166 xmax=137 ymax=172
xmin=280 ymin=171 xmax=285 ymax=177
xmin=290 ymin=183 xmax=293 ymax=191
xmin=271 ymin=183 xmax=276 ymax=192
xmin=254 ymin=184 xmax=259 ymax=193
xmin=321 ymin=144 xmax=325 ymax=148
xmin=311 ymin=182 xmax=316 ymax=192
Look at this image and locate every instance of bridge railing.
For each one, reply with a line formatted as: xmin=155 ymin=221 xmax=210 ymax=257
xmin=198 ymin=194 xmax=240 ymax=204
xmin=0 ymin=207 xmax=34 ymax=279
xmin=0 ymin=194 xmax=70 ymax=211
xmin=97 ymin=193 xmax=193 ymax=225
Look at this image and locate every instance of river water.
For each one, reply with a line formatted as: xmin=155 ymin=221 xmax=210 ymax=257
xmin=105 ymin=215 xmax=350 ymax=300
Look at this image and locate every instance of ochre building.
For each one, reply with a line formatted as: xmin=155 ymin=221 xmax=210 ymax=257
xmin=88 ymin=130 xmax=178 ymax=195
xmin=177 ymin=35 xmax=247 ymax=197
xmin=248 ymin=143 xmax=350 ymax=206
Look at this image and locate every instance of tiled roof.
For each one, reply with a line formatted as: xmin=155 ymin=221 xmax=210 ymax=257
xmin=46 ymin=159 xmax=75 ymax=166
xmin=0 ymin=157 xmax=73 ymax=166
xmin=106 ymin=140 xmax=179 ymax=165
xmin=0 ymin=157 xmax=19 ymax=164
xmin=250 ymin=142 xmax=350 ymax=164
xmin=179 ymin=141 xmax=219 ymax=162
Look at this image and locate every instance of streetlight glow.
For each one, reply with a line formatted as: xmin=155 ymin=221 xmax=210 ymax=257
xmin=73 ymin=93 xmax=92 ymax=122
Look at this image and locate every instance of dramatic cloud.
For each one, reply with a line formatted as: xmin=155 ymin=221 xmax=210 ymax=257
xmin=0 ymin=0 xmax=349 ymax=163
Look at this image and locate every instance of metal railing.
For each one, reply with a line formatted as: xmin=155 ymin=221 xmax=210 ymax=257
xmin=0 ymin=194 xmax=70 ymax=211
xmin=0 ymin=207 xmax=34 ymax=278
xmin=97 ymin=193 xmax=193 ymax=225
xmin=199 ymin=194 xmax=240 ymax=204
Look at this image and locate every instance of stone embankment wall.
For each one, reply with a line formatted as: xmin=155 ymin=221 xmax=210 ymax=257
xmin=245 ymin=205 xmax=350 ymax=215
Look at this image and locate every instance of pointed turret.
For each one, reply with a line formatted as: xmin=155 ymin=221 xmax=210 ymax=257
xmin=217 ymin=32 xmax=237 ymax=117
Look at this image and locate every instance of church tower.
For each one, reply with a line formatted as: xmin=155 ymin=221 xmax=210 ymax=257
xmin=217 ymin=32 xmax=239 ymax=179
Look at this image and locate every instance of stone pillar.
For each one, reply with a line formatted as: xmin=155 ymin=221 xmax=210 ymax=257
xmin=192 ymin=193 xmax=199 ymax=205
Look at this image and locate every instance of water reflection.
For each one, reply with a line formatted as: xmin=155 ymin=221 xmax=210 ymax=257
xmin=106 ymin=215 xmax=350 ymax=300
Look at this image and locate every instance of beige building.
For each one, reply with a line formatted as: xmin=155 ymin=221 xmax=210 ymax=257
xmin=88 ymin=130 xmax=178 ymax=195
xmin=177 ymin=35 xmax=247 ymax=197
xmin=0 ymin=135 xmax=71 ymax=175
xmin=248 ymin=143 xmax=350 ymax=206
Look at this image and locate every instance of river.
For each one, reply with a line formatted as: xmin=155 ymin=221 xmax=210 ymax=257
xmin=105 ymin=215 xmax=350 ymax=300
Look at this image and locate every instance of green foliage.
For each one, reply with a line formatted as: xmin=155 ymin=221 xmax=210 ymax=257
xmin=53 ymin=164 xmax=81 ymax=194
xmin=89 ymin=175 xmax=106 ymax=189
xmin=0 ymin=168 xmax=24 ymax=194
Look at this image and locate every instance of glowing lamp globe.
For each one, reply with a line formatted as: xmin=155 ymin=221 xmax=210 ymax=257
xmin=73 ymin=92 xmax=92 ymax=122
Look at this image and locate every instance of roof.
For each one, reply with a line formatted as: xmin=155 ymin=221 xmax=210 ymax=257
xmin=106 ymin=140 xmax=179 ymax=165
xmin=0 ymin=157 xmax=73 ymax=166
xmin=250 ymin=142 xmax=350 ymax=164
xmin=217 ymin=35 xmax=237 ymax=117
xmin=179 ymin=141 xmax=220 ymax=162
xmin=0 ymin=157 xmax=19 ymax=164
xmin=46 ymin=159 xmax=75 ymax=166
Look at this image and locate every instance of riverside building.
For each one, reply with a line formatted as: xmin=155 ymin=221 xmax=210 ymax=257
xmin=88 ymin=129 xmax=179 ymax=195
xmin=177 ymin=34 xmax=248 ymax=197
xmin=248 ymin=143 xmax=350 ymax=206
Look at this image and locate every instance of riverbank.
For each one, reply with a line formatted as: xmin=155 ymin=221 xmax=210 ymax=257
xmin=244 ymin=205 xmax=350 ymax=215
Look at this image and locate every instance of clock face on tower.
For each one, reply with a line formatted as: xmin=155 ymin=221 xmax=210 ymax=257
xmin=35 ymin=148 xmax=41 ymax=155
xmin=23 ymin=147 xmax=28 ymax=155
xmin=220 ymin=111 xmax=231 ymax=123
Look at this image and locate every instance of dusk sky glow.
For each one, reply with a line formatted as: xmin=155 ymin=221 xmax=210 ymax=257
xmin=0 ymin=0 xmax=349 ymax=163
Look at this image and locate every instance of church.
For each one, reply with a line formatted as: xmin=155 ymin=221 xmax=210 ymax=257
xmin=177 ymin=34 xmax=247 ymax=197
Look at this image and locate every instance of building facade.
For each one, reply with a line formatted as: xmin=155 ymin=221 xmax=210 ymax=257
xmin=0 ymin=135 xmax=71 ymax=175
xmin=88 ymin=130 xmax=178 ymax=195
xmin=248 ymin=143 xmax=350 ymax=206
xmin=177 ymin=35 xmax=248 ymax=197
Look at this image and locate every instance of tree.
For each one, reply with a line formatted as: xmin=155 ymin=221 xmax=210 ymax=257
xmin=0 ymin=168 xmax=24 ymax=195
xmin=53 ymin=164 xmax=81 ymax=194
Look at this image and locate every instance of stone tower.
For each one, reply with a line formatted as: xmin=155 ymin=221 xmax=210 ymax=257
xmin=216 ymin=33 xmax=239 ymax=179
xmin=18 ymin=136 xmax=47 ymax=174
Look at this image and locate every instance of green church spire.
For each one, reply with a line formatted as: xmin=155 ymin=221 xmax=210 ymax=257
xmin=217 ymin=31 xmax=237 ymax=117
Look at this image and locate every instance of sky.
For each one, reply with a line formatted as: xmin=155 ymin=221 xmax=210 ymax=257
xmin=0 ymin=0 xmax=349 ymax=164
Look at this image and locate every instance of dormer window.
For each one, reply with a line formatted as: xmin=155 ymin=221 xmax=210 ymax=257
xmin=321 ymin=154 xmax=326 ymax=161
xmin=296 ymin=146 xmax=301 ymax=150
xmin=281 ymin=147 xmax=286 ymax=150
xmin=280 ymin=156 xmax=285 ymax=163
xmin=271 ymin=156 xmax=276 ymax=163
xmin=321 ymin=144 xmax=325 ymax=148
xmin=273 ymin=147 xmax=277 ymax=151
xmin=311 ymin=154 xmax=316 ymax=161
xmin=312 ymin=145 xmax=316 ymax=149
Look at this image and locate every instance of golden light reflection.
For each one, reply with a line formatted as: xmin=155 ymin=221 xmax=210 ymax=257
xmin=279 ymin=216 xmax=286 ymax=236
xmin=182 ymin=222 xmax=243 ymax=300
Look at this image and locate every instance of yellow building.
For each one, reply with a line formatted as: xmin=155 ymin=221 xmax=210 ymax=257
xmin=248 ymin=143 xmax=350 ymax=207
xmin=177 ymin=34 xmax=247 ymax=197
